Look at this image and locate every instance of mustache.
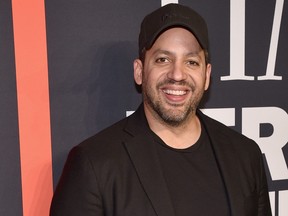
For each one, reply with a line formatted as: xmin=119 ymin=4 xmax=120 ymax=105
xmin=156 ymin=79 xmax=195 ymax=91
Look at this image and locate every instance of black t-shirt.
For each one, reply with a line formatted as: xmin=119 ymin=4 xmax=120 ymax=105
xmin=152 ymin=125 xmax=230 ymax=216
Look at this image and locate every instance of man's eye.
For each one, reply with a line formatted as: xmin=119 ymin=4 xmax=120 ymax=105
xmin=156 ymin=57 xmax=169 ymax=63
xmin=187 ymin=60 xmax=199 ymax=66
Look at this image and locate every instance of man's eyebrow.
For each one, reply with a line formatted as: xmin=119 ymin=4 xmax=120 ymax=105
xmin=152 ymin=49 xmax=202 ymax=59
xmin=151 ymin=49 xmax=174 ymax=56
xmin=151 ymin=49 xmax=202 ymax=57
xmin=186 ymin=50 xmax=202 ymax=57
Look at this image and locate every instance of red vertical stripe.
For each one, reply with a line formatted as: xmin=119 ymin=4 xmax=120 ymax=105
xmin=11 ymin=0 xmax=53 ymax=215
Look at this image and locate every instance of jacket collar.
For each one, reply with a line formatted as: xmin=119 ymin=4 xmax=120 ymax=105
xmin=197 ymin=110 xmax=244 ymax=216
xmin=123 ymin=104 xmax=176 ymax=216
xmin=123 ymin=105 xmax=244 ymax=216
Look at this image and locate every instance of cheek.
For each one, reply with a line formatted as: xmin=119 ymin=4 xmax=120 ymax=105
xmin=142 ymin=70 xmax=158 ymax=86
xmin=187 ymin=74 xmax=207 ymax=91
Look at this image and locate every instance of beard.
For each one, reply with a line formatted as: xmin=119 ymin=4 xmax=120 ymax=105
xmin=142 ymin=79 xmax=204 ymax=127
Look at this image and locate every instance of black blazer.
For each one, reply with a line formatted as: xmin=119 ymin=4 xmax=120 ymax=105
xmin=50 ymin=105 xmax=272 ymax=216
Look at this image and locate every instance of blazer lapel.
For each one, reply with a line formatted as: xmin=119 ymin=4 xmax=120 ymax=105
xmin=198 ymin=111 xmax=245 ymax=216
xmin=124 ymin=107 xmax=247 ymax=216
xmin=123 ymin=106 xmax=175 ymax=216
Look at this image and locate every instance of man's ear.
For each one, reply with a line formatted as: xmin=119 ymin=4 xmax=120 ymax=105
xmin=133 ymin=59 xmax=143 ymax=85
xmin=204 ymin=63 xmax=211 ymax=90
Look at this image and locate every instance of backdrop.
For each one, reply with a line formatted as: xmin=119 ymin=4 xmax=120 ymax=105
xmin=1 ymin=0 xmax=287 ymax=215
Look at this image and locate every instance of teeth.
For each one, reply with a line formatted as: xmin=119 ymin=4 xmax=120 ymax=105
xmin=163 ymin=89 xmax=186 ymax=96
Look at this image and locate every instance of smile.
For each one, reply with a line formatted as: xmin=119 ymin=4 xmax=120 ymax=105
xmin=162 ymin=89 xmax=188 ymax=96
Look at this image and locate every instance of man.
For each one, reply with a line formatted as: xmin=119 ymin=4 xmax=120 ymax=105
xmin=50 ymin=3 xmax=272 ymax=216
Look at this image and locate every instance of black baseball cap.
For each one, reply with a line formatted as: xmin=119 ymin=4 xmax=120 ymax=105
xmin=138 ymin=3 xmax=209 ymax=57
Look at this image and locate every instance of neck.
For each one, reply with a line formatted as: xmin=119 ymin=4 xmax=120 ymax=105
xmin=145 ymin=107 xmax=201 ymax=149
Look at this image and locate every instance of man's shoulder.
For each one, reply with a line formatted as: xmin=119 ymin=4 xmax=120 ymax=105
xmin=198 ymin=110 xmax=261 ymax=152
xmin=65 ymin=116 xmax=130 ymax=168
xmin=199 ymin=110 xmax=245 ymax=137
xmin=80 ymin=116 xmax=129 ymax=149
xmin=73 ymin=106 xmax=145 ymax=157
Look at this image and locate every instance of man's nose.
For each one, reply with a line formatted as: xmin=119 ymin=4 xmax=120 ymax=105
xmin=167 ymin=62 xmax=187 ymax=81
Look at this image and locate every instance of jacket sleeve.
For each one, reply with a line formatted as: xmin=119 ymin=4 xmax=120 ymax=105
xmin=257 ymin=150 xmax=272 ymax=216
xmin=50 ymin=146 xmax=104 ymax=216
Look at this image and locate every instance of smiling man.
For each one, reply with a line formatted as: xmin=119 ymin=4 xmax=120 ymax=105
xmin=134 ymin=27 xmax=211 ymax=149
xmin=50 ymin=4 xmax=272 ymax=216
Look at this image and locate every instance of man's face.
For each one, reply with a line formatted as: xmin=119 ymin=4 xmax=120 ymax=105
xmin=134 ymin=27 xmax=211 ymax=127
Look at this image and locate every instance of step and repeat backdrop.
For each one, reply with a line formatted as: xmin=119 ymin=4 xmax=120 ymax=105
xmin=1 ymin=0 xmax=287 ymax=215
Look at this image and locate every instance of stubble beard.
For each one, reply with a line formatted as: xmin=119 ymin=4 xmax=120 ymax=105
xmin=143 ymin=80 xmax=204 ymax=127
